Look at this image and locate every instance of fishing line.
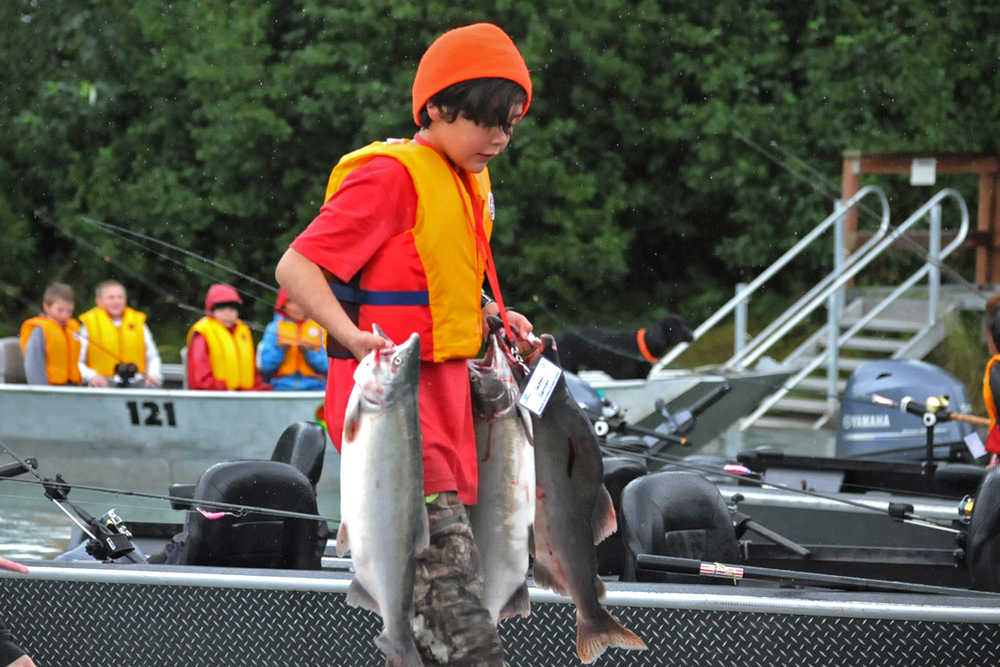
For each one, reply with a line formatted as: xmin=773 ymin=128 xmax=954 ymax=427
xmin=38 ymin=215 xmax=270 ymax=332
xmin=748 ymin=135 xmax=986 ymax=303
xmin=78 ymin=217 xmax=269 ymax=307
xmin=599 ymin=441 xmax=965 ymax=528
xmin=79 ymin=216 xmax=278 ymax=300
xmin=0 ymin=440 xmax=340 ymax=526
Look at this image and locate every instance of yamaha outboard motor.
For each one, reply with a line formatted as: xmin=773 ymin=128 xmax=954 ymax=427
xmin=836 ymin=360 xmax=974 ymax=461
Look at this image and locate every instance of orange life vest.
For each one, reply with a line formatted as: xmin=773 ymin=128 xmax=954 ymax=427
xmin=983 ymin=355 xmax=1000 ymax=454
xmin=186 ymin=316 xmax=256 ymax=390
xmin=79 ymin=306 xmax=147 ymax=376
xmin=275 ymin=319 xmax=324 ymax=379
xmin=323 ymin=139 xmax=493 ymax=362
xmin=19 ymin=316 xmax=82 ymax=385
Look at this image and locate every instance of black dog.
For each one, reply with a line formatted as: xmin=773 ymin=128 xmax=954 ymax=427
xmin=553 ymin=315 xmax=694 ymax=379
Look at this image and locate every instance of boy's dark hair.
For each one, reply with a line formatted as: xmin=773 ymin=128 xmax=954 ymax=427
xmin=43 ymin=282 xmax=75 ymax=305
xmin=418 ymin=78 xmax=527 ymax=135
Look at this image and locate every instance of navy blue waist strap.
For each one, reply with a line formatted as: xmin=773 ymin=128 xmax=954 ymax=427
xmin=329 ymin=283 xmax=429 ymax=306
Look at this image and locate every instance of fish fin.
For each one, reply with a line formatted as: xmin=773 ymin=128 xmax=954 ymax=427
xmin=498 ymin=581 xmax=532 ymax=620
xmin=343 ymin=389 xmax=361 ymax=444
xmin=517 ymin=405 xmax=534 ymax=444
xmin=592 ymin=484 xmax=618 ymax=545
xmin=346 ymin=578 xmax=380 ymax=613
xmin=532 ymin=558 xmax=569 ymax=596
xmin=335 ymin=521 xmax=350 ymax=557
xmin=594 ymin=574 xmax=607 ymax=602
xmin=375 ymin=632 xmax=422 ymax=667
xmin=576 ymin=607 xmax=648 ymax=664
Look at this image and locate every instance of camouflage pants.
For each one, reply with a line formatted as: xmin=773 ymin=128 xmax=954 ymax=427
xmin=408 ymin=492 xmax=505 ymax=666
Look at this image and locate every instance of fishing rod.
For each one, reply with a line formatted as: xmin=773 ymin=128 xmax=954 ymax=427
xmin=598 ymin=434 xmax=966 ymax=535
xmin=635 ymin=554 xmax=1000 ymax=598
xmin=0 ymin=440 xmax=340 ymax=527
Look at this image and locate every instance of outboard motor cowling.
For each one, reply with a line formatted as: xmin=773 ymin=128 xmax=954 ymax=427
xmin=836 ymin=360 xmax=974 ymax=461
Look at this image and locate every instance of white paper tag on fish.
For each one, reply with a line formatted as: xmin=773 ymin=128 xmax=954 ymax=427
xmin=519 ymin=357 xmax=562 ymax=416
xmin=964 ymin=432 xmax=987 ymax=459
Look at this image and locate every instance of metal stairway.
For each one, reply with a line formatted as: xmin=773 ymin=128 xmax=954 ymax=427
xmin=651 ymin=187 xmax=971 ymax=431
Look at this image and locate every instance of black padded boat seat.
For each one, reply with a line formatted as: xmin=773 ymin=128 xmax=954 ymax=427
xmin=596 ymin=457 xmax=648 ymax=576
xmin=621 ymin=470 xmax=739 ymax=582
xmin=179 ymin=460 xmax=320 ymax=570
xmin=968 ymin=469 xmax=1000 ymax=591
xmin=270 ymin=421 xmax=327 ymax=489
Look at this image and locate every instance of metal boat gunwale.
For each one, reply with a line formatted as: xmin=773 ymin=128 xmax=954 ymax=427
xmin=6 ymin=562 xmax=1000 ymax=623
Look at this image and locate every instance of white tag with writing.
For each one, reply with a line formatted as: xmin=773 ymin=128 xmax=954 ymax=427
xmin=964 ymin=432 xmax=987 ymax=459
xmin=518 ymin=356 xmax=562 ymax=416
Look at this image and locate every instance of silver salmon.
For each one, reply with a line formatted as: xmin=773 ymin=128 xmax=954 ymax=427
xmin=337 ymin=328 xmax=428 ymax=667
xmin=527 ymin=334 xmax=647 ymax=663
xmin=468 ymin=332 xmax=535 ymax=624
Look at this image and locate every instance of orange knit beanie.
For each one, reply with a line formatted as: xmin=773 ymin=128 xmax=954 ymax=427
xmin=411 ymin=23 xmax=532 ymax=126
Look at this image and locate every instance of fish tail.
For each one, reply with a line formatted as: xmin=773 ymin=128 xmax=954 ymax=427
xmin=576 ymin=608 xmax=647 ymax=663
xmin=376 ymin=631 xmax=424 ymax=667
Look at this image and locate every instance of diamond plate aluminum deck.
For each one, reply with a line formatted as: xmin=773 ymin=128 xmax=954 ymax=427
xmin=2 ymin=566 xmax=999 ymax=666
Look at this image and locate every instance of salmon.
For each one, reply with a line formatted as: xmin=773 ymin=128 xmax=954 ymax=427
xmin=527 ymin=334 xmax=647 ymax=663
xmin=468 ymin=332 xmax=535 ymax=624
xmin=337 ymin=327 xmax=428 ymax=666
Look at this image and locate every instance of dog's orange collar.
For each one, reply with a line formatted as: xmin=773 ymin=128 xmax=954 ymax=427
xmin=636 ymin=328 xmax=659 ymax=363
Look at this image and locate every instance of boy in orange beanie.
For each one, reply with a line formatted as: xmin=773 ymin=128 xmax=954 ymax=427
xmin=277 ymin=22 xmax=533 ymax=665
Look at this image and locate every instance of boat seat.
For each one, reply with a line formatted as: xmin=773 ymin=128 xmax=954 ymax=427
xmin=967 ymin=469 xmax=1000 ymax=591
xmin=0 ymin=337 xmax=26 ymax=384
xmin=620 ymin=470 xmax=740 ymax=583
xmin=596 ymin=457 xmax=647 ymax=576
xmin=169 ymin=421 xmax=327 ymax=508
xmin=270 ymin=421 xmax=326 ymax=489
xmin=179 ymin=460 xmax=321 ymax=569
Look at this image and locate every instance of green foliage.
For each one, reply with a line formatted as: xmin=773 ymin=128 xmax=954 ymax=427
xmin=1 ymin=0 xmax=998 ymax=354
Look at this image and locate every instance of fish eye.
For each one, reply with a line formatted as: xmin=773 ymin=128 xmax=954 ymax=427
xmin=392 ymin=356 xmax=402 ymax=367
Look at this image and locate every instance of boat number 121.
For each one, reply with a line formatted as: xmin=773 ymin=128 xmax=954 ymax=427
xmin=126 ymin=400 xmax=177 ymax=427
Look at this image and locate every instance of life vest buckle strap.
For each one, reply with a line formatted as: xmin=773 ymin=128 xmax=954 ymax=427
xmin=328 ymin=283 xmax=429 ymax=306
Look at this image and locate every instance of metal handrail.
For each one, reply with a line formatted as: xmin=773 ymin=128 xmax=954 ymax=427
xmin=650 ymin=185 xmax=890 ymax=374
xmin=738 ymin=189 xmax=969 ymax=430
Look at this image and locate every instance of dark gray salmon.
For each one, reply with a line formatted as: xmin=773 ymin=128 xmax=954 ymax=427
xmin=526 ymin=334 xmax=647 ymax=663
xmin=337 ymin=328 xmax=428 ymax=667
xmin=468 ymin=332 xmax=535 ymax=624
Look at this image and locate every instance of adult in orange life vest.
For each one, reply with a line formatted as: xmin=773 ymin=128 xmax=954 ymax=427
xmin=982 ymin=293 xmax=1000 ymax=464
xmin=19 ymin=282 xmax=82 ymax=386
xmin=186 ymin=283 xmax=271 ymax=391
xmin=78 ymin=280 xmax=163 ymax=388
xmin=257 ymin=288 xmax=327 ymax=391
xmin=276 ymin=23 xmax=535 ymax=665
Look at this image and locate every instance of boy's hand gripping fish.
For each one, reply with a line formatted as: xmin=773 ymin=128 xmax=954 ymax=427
xmin=337 ymin=326 xmax=428 ymax=666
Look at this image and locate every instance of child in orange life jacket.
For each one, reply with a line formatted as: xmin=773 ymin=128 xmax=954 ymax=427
xmin=20 ymin=282 xmax=82 ymax=386
xmin=276 ymin=23 xmax=534 ymax=665
xmin=186 ymin=283 xmax=271 ymax=391
xmin=257 ymin=287 xmax=327 ymax=391
xmin=982 ymin=293 xmax=1000 ymax=464
xmin=78 ymin=280 xmax=163 ymax=388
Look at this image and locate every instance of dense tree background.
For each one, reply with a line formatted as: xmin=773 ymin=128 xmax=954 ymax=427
xmin=2 ymin=0 xmax=998 ymax=356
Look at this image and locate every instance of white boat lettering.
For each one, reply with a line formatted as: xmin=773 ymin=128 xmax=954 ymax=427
xmin=841 ymin=413 xmax=891 ymax=430
xmin=126 ymin=400 xmax=177 ymax=427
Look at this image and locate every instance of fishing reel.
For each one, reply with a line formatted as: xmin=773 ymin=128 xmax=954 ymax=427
xmin=84 ymin=508 xmax=137 ymax=561
xmin=42 ymin=473 xmax=139 ymax=561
